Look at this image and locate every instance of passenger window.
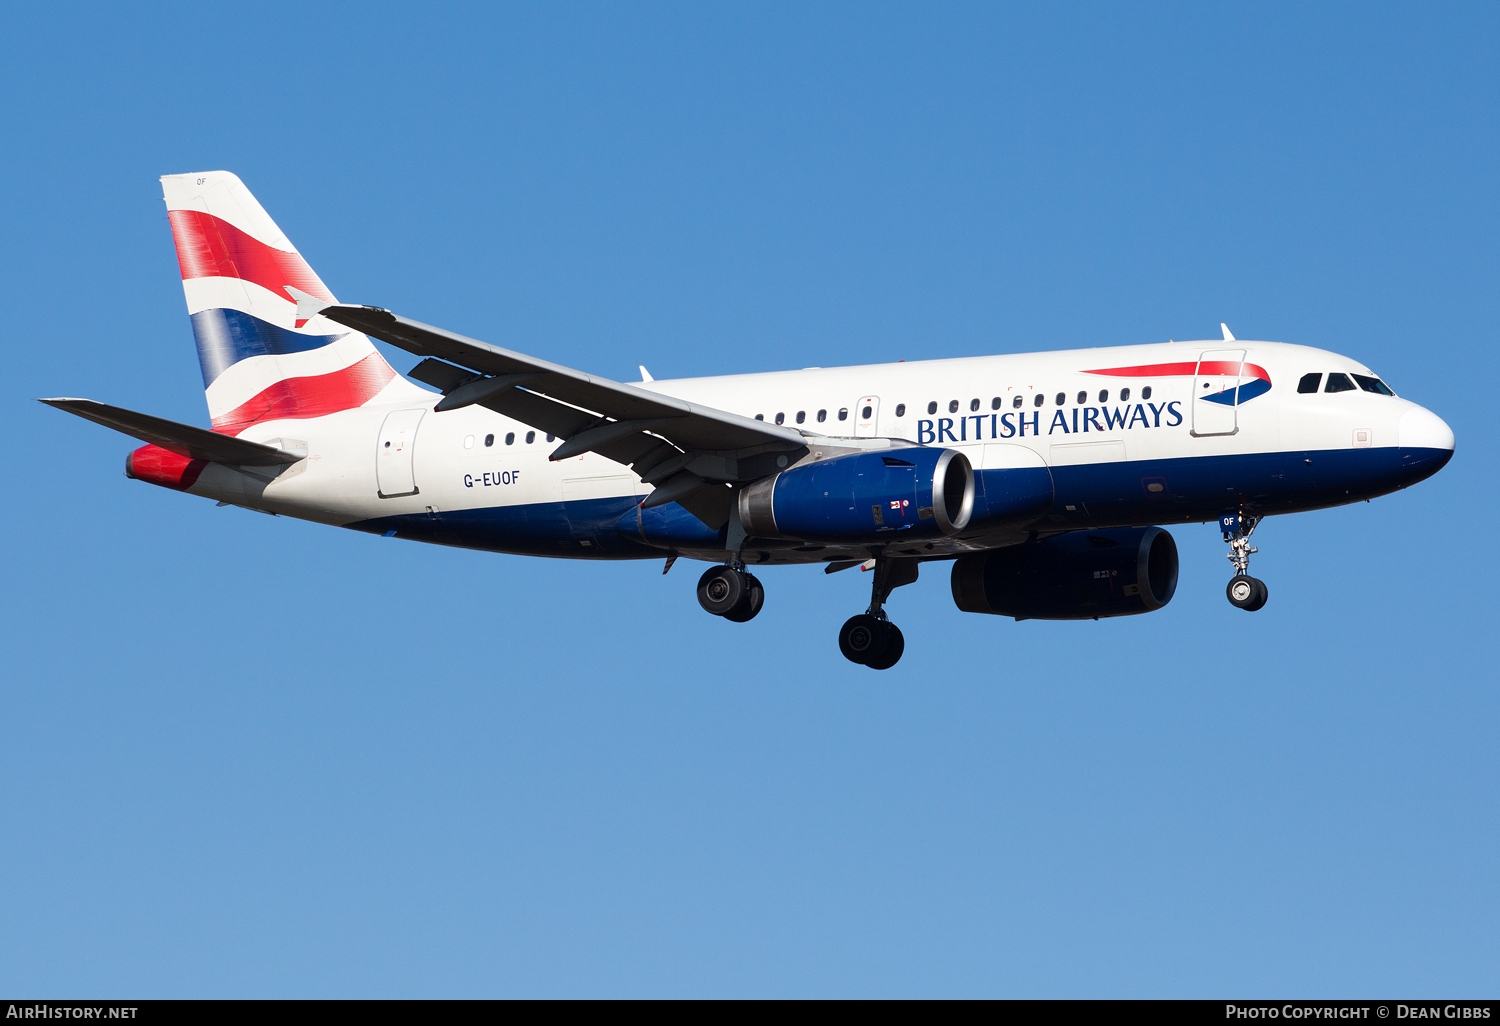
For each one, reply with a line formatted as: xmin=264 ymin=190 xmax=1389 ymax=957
xmin=862 ymin=405 xmax=873 ymax=419
xmin=795 ymin=411 xmax=806 ymax=424
xmin=838 ymin=408 xmax=848 ymax=421
xmin=1076 ymin=391 xmax=1086 ymax=404
xmin=991 ymin=397 xmax=1001 ymax=410
xmin=525 ymin=431 xmax=535 ymax=443
xmin=546 ymin=434 xmax=555 ymax=442
xmin=1120 ymin=387 xmax=1130 ymax=402
xmin=1055 ymin=392 xmax=1065 ymax=405
xmin=755 ymin=414 xmax=764 ymax=420
xmin=775 ymin=412 xmax=785 ymax=425
xmin=1098 ymin=390 xmax=1109 ymax=402
xmin=894 ymin=404 xmax=905 ymax=417
xmin=817 ymin=409 xmax=827 ymax=422
xmin=1297 ymin=373 xmax=1322 ymax=393
xmin=928 ymin=401 xmax=938 ymax=415
xmin=1033 ymin=394 xmax=1044 ymax=407
xmin=1325 ymin=373 xmax=1356 ymax=393
xmin=1352 ymin=374 xmax=1396 ymax=396
xmin=464 ymin=434 xmax=475 ymax=449
xmin=1142 ymin=386 xmax=1152 ymax=400
xmin=948 ymin=400 xmax=960 ymax=413
xmin=970 ymin=398 xmax=980 ymax=412
xmin=485 ymin=433 xmax=495 ymax=447
xmin=505 ymin=432 xmax=515 ymax=445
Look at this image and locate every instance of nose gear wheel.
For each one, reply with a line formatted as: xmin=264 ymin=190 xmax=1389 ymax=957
xmin=1227 ymin=574 xmax=1268 ymax=611
xmin=1222 ymin=513 xmax=1269 ymax=612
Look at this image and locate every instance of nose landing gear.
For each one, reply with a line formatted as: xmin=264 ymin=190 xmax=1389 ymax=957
xmin=838 ymin=557 xmax=917 ymax=670
xmin=697 ymin=562 xmax=765 ymax=622
xmin=1227 ymin=574 xmax=1268 ymax=611
xmin=1221 ymin=513 xmax=1268 ymax=612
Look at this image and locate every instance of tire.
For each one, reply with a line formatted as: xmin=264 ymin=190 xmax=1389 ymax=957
xmin=1243 ymin=577 xmax=1269 ymax=612
xmin=697 ymin=565 xmax=746 ymax=616
xmin=864 ymin=623 xmax=905 ymax=670
xmin=723 ymin=573 xmax=765 ymax=622
xmin=839 ymin=614 xmax=890 ymax=665
xmin=1226 ymin=574 xmax=1258 ymax=609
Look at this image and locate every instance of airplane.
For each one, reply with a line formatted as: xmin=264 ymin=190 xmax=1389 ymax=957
xmin=42 ymin=171 xmax=1455 ymax=670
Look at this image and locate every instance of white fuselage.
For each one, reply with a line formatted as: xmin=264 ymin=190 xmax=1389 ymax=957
xmin=176 ymin=338 xmax=1454 ymax=564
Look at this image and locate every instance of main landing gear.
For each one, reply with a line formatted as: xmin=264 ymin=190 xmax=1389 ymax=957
xmin=697 ymin=563 xmax=764 ymax=622
xmin=839 ymin=558 xmax=918 ymax=670
xmin=696 ymin=555 xmax=916 ymax=669
xmin=1221 ymin=512 xmax=1269 ymax=612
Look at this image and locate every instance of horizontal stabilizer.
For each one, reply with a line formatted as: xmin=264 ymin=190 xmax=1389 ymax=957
xmin=38 ymin=398 xmax=303 ymax=466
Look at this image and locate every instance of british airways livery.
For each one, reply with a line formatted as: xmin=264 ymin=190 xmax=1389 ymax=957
xmin=44 ymin=172 xmax=1455 ymax=669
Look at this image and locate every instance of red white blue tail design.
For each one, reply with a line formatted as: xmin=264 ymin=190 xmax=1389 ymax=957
xmin=161 ymin=171 xmax=422 ymax=434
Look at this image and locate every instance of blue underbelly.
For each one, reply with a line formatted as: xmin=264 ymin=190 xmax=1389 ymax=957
xmin=344 ymin=446 xmax=1452 ymax=555
xmin=1045 ymin=445 xmax=1451 ymax=525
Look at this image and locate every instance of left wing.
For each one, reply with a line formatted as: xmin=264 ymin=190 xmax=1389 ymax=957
xmin=318 ymin=304 xmax=809 ymax=527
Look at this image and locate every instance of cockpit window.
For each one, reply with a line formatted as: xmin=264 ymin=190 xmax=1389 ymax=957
xmin=1352 ymin=374 xmax=1396 ymax=396
xmin=1325 ymin=373 xmax=1356 ymax=393
xmin=1297 ymin=373 xmax=1322 ymax=394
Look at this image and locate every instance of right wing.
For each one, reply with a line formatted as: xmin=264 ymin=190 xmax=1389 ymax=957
xmin=318 ymin=304 xmax=810 ymax=526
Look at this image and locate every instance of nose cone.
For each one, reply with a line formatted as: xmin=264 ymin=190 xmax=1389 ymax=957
xmin=1394 ymin=406 xmax=1454 ymax=486
xmin=1399 ymin=406 xmax=1455 ymax=451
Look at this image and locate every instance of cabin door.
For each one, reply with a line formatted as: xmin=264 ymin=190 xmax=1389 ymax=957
xmin=1191 ymin=349 xmax=1245 ymax=437
xmin=377 ymin=409 xmax=425 ymax=497
xmin=853 ymin=395 xmax=880 ymax=437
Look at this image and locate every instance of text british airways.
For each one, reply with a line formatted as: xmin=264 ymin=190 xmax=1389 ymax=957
xmin=917 ymin=402 xmax=1184 ymax=443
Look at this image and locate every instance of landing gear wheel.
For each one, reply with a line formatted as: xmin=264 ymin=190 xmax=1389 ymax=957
xmin=1245 ymin=577 xmax=1268 ymax=612
xmin=839 ymin=614 xmax=891 ymax=665
xmin=864 ymin=623 xmax=904 ymax=670
xmin=1227 ymin=574 xmax=1268 ymax=611
xmin=697 ymin=565 xmax=746 ymax=616
xmin=722 ymin=573 xmax=765 ymax=622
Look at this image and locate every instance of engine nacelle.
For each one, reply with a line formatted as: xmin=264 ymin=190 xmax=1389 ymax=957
xmin=951 ymin=526 xmax=1179 ymax=620
xmin=739 ymin=447 xmax=974 ymax=543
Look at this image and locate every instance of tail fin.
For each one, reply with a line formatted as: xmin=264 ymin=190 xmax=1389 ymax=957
xmin=161 ymin=171 xmax=421 ymax=435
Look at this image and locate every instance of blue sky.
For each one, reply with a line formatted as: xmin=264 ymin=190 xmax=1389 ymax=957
xmin=1 ymin=1 xmax=1496 ymax=997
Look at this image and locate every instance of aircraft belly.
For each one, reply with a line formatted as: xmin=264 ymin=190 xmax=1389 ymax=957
xmin=1044 ymin=445 xmax=1443 ymax=527
xmin=338 ymin=442 xmax=1450 ymax=557
xmin=348 ymin=493 xmax=659 ymax=558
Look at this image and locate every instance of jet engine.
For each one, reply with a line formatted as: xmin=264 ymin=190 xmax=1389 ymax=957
xmin=951 ymin=526 xmax=1178 ymax=620
xmin=738 ymin=447 xmax=974 ymax=543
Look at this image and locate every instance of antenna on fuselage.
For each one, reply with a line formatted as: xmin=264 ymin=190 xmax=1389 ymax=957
xmin=1221 ymin=323 xmax=1236 ymax=342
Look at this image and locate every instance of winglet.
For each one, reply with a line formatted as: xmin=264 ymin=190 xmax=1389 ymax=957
xmin=1221 ymin=323 xmax=1236 ymax=342
xmin=286 ymin=286 xmax=332 ymax=329
xmin=639 ymin=365 xmax=654 ymax=382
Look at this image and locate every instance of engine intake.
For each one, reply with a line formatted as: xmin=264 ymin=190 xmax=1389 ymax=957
xmin=739 ymin=447 xmax=974 ymax=543
xmin=951 ymin=526 xmax=1179 ymax=620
